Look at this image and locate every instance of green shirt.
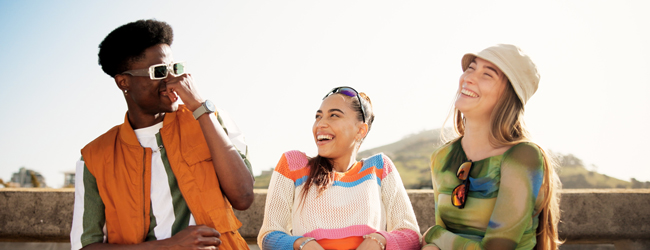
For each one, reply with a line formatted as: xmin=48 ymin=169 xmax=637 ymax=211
xmin=424 ymin=139 xmax=545 ymax=250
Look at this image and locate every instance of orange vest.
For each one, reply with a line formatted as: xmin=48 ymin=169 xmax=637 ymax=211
xmin=81 ymin=105 xmax=244 ymax=247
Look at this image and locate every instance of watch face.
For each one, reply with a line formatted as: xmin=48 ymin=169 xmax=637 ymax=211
xmin=205 ymin=100 xmax=216 ymax=113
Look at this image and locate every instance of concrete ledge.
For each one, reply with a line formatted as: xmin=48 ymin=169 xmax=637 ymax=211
xmin=2 ymin=188 xmax=649 ymax=247
xmin=0 ymin=188 xmax=73 ymax=242
xmin=558 ymin=189 xmax=650 ymax=244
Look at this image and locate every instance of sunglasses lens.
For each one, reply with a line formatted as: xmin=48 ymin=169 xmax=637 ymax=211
xmin=337 ymin=88 xmax=357 ymax=97
xmin=153 ymin=65 xmax=168 ymax=79
xmin=173 ymin=63 xmax=185 ymax=75
xmin=452 ymin=183 xmax=467 ymax=207
xmin=457 ymin=162 xmax=472 ymax=180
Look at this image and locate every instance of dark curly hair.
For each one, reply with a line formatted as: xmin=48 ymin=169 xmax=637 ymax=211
xmin=98 ymin=19 xmax=174 ymax=77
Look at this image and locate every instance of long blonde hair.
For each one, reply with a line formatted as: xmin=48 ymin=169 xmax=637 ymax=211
xmin=444 ymin=82 xmax=562 ymax=249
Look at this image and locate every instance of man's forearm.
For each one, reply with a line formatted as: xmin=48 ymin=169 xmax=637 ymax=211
xmin=197 ymin=112 xmax=254 ymax=210
xmin=81 ymin=225 xmax=223 ymax=250
xmin=82 ymin=241 xmax=157 ymax=250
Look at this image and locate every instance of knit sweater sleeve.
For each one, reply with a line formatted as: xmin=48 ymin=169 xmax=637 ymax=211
xmin=376 ymin=154 xmax=422 ymax=250
xmin=257 ymin=152 xmax=304 ymax=250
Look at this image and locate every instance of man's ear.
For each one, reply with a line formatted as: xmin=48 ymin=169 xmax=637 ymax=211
xmin=114 ymin=74 xmax=130 ymax=93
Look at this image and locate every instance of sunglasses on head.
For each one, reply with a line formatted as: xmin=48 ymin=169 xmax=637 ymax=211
xmin=452 ymin=160 xmax=472 ymax=209
xmin=121 ymin=62 xmax=185 ymax=80
xmin=323 ymin=86 xmax=367 ymax=123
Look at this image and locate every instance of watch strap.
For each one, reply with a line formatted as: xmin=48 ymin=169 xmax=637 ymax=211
xmin=193 ymin=100 xmax=215 ymax=120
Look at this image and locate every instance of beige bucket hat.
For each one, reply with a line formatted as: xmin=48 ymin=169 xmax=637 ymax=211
xmin=461 ymin=44 xmax=540 ymax=105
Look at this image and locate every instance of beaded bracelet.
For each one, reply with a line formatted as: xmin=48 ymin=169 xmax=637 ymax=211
xmin=299 ymin=237 xmax=316 ymax=250
xmin=363 ymin=234 xmax=385 ymax=250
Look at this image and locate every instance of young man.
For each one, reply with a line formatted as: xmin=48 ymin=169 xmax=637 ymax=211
xmin=70 ymin=19 xmax=254 ymax=250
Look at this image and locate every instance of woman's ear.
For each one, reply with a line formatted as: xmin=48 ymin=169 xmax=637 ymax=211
xmin=356 ymin=123 xmax=369 ymax=142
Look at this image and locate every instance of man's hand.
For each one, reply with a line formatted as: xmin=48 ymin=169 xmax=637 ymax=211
xmin=157 ymin=225 xmax=222 ymax=250
xmin=81 ymin=225 xmax=222 ymax=250
xmin=162 ymin=73 xmax=203 ymax=111
xmin=162 ymin=73 xmax=254 ymax=210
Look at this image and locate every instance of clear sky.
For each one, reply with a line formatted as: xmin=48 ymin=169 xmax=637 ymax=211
xmin=0 ymin=0 xmax=648 ymax=188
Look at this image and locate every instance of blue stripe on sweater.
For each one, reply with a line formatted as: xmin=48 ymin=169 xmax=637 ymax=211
xmin=332 ymin=173 xmax=381 ymax=187
xmin=263 ymin=231 xmax=302 ymax=250
xmin=294 ymin=173 xmax=381 ymax=187
xmin=359 ymin=154 xmax=384 ymax=173
xmin=293 ymin=154 xmax=385 ymax=188
xmin=294 ymin=176 xmax=308 ymax=187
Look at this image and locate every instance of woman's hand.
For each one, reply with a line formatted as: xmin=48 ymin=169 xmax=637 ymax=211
xmin=293 ymin=237 xmax=324 ymax=250
xmin=421 ymin=226 xmax=432 ymax=246
xmin=357 ymin=233 xmax=386 ymax=250
xmin=421 ymin=244 xmax=441 ymax=250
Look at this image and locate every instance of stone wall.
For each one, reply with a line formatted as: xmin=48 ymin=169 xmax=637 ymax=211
xmin=1 ymin=188 xmax=649 ymax=249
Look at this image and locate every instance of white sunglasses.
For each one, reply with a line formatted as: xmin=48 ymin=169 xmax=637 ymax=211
xmin=121 ymin=62 xmax=185 ymax=80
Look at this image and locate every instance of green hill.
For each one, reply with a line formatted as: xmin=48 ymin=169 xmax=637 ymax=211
xmin=355 ymin=128 xmax=448 ymax=189
xmin=254 ymin=129 xmax=648 ymax=189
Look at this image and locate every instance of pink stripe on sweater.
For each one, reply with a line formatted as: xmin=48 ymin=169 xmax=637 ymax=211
xmin=381 ymin=155 xmax=394 ymax=179
xmin=377 ymin=229 xmax=421 ymax=250
xmin=285 ymin=150 xmax=309 ymax=171
xmin=303 ymin=225 xmax=376 ymax=240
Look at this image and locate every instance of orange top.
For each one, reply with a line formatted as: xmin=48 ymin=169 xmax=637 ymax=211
xmin=81 ymin=105 xmax=244 ymax=247
xmin=317 ymin=236 xmax=365 ymax=250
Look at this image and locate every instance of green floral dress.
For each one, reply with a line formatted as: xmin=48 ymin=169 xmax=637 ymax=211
xmin=424 ymin=139 xmax=545 ymax=250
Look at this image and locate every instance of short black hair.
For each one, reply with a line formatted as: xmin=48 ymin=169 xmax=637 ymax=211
xmin=98 ymin=19 xmax=174 ymax=77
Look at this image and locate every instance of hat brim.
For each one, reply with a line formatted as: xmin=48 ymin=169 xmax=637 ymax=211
xmin=461 ymin=53 xmax=477 ymax=72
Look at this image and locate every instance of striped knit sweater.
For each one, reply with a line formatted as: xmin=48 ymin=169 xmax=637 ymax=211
xmin=258 ymin=150 xmax=421 ymax=250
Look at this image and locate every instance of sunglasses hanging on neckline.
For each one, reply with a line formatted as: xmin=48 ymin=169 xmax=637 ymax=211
xmin=452 ymin=160 xmax=472 ymax=209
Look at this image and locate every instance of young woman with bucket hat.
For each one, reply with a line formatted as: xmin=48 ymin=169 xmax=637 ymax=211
xmin=423 ymin=44 xmax=562 ymax=250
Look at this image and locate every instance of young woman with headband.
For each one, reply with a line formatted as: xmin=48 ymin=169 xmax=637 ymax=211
xmin=258 ymin=87 xmax=421 ymax=250
xmin=423 ymin=44 xmax=562 ymax=250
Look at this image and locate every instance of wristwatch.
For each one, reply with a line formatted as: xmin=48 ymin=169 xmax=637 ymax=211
xmin=193 ymin=100 xmax=216 ymax=120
